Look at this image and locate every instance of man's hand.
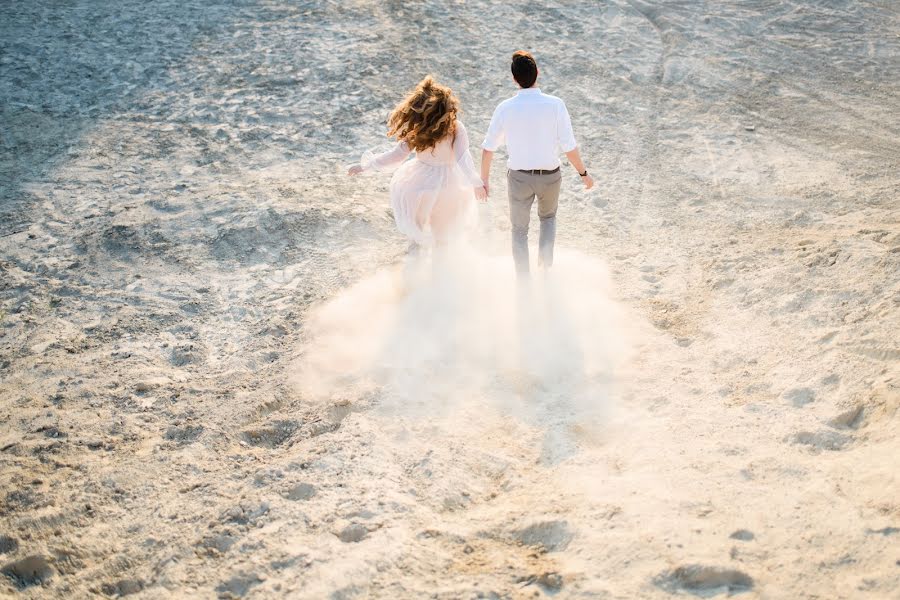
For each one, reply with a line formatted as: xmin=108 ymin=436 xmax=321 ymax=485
xmin=474 ymin=186 xmax=488 ymax=203
xmin=347 ymin=164 xmax=363 ymax=176
xmin=565 ymin=147 xmax=595 ymax=190
xmin=482 ymin=179 xmax=490 ymax=198
xmin=581 ymin=173 xmax=594 ymax=190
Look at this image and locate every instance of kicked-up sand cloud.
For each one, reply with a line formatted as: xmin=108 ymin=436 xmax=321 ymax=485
xmin=292 ymin=245 xmax=635 ymax=462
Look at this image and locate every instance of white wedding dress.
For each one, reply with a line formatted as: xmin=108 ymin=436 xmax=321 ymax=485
xmin=361 ymin=120 xmax=482 ymax=245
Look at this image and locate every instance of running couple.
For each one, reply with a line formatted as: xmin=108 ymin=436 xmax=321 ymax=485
xmin=348 ymin=51 xmax=594 ymax=275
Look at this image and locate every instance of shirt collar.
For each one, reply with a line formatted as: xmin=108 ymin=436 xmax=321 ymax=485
xmin=517 ymin=87 xmax=541 ymax=95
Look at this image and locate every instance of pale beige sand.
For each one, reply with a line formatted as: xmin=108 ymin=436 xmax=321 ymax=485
xmin=1 ymin=1 xmax=899 ymax=598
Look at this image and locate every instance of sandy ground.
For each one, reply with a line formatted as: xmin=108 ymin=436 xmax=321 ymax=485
xmin=1 ymin=1 xmax=899 ymax=598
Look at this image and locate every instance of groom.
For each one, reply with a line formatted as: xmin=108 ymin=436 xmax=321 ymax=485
xmin=480 ymin=51 xmax=594 ymax=275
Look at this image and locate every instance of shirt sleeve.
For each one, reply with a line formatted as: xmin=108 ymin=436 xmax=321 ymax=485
xmin=481 ymin=104 xmax=506 ymax=151
xmin=556 ymin=100 xmax=577 ymax=153
xmin=453 ymin=121 xmax=484 ymax=187
xmin=361 ymin=140 xmax=411 ymax=172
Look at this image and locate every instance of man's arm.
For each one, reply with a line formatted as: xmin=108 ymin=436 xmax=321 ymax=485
xmin=480 ymin=105 xmax=506 ymax=198
xmin=558 ymin=101 xmax=593 ymax=189
xmin=564 ymin=147 xmax=594 ymax=190
xmin=480 ymin=149 xmax=494 ymax=196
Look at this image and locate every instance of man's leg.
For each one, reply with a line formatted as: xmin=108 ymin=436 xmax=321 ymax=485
xmin=535 ymin=171 xmax=562 ymax=269
xmin=507 ymin=170 xmax=536 ymax=275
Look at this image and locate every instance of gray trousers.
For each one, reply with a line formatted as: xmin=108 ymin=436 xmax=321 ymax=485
xmin=507 ymin=169 xmax=562 ymax=275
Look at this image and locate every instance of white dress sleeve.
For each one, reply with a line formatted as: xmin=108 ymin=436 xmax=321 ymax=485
xmin=361 ymin=141 xmax=411 ymax=172
xmin=453 ymin=121 xmax=484 ymax=187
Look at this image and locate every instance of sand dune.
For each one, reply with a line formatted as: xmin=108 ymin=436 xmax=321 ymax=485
xmin=1 ymin=1 xmax=898 ymax=598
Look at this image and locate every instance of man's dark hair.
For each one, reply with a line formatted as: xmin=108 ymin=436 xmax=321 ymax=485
xmin=511 ymin=51 xmax=538 ymax=88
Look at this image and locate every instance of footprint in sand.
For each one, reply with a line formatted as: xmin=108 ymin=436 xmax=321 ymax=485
xmin=1 ymin=555 xmax=54 ymax=589
xmin=0 ymin=536 xmax=17 ymax=555
xmin=239 ymin=420 xmax=299 ymax=448
xmin=100 ymin=578 xmax=144 ymax=597
xmin=163 ymin=424 xmax=204 ymax=444
xmin=655 ymin=564 xmax=753 ymax=594
xmin=335 ymin=522 xmax=368 ymax=543
xmin=282 ymin=483 xmax=316 ymax=501
xmin=215 ymin=573 xmax=263 ymax=598
xmin=787 ymin=430 xmax=852 ymax=452
xmin=783 ymin=386 xmax=815 ymax=407
xmin=829 ymin=404 xmax=864 ymax=430
xmin=729 ymin=529 xmax=755 ymax=541
xmin=518 ymin=571 xmax=565 ymax=593
xmin=512 ymin=520 xmax=573 ymax=553
xmin=197 ymin=532 xmax=238 ymax=557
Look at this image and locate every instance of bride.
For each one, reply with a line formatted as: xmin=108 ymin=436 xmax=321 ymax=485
xmin=348 ymin=76 xmax=487 ymax=248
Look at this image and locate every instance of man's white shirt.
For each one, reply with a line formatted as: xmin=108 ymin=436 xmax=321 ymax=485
xmin=481 ymin=87 xmax=577 ymax=170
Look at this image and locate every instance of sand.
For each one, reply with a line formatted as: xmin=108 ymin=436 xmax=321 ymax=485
xmin=1 ymin=1 xmax=899 ymax=598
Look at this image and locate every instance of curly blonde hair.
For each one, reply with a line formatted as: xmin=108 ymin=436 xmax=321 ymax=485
xmin=387 ymin=76 xmax=458 ymax=153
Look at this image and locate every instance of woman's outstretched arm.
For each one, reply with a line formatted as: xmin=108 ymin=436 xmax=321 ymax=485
xmin=348 ymin=141 xmax=411 ymax=175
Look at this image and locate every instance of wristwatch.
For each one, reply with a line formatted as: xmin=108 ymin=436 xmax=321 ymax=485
xmin=579 ymin=170 xmax=588 ymax=177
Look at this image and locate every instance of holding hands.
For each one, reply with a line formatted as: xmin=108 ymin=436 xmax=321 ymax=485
xmin=347 ymin=164 xmax=363 ymax=176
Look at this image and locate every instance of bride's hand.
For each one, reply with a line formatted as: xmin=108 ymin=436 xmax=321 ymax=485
xmin=474 ymin=186 xmax=488 ymax=203
xmin=347 ymin=165 xmax=363 ymax=176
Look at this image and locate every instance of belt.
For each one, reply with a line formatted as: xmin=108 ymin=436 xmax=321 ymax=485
xmin=515 ymin=167 xmax=560 ymax=175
